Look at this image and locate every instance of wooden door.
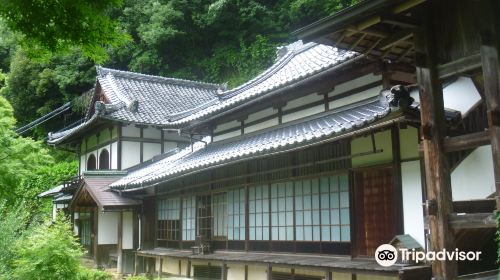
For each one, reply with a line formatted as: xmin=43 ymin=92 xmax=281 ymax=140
xmin=354 ymin=166 xmax=397 ymax=256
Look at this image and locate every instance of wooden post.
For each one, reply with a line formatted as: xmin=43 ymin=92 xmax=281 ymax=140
xmin=325 ymin=270 xmax=332 ymax=280
xmin=93 ymin=208 xmax=99 ymax=267
xmin=266 ymin=264 xmax=272 ymax=280
xmin=221 ymin=263 xmax=227 ymax=280
xmin=117 ymin=211 xmax=123 ymax=274
xmin=480 ymin=0 xmax=500 ymax=211
xmin=186 ymin=260 xmax=191 ymax=277
xmin=244 ymin=265 xmax=248 ymax=280
xmin=414 ymin=1 xmax=457 ymax=279
xmin=134 ymin=254 xmax=139 ymax=275
xmin=157 ymin=257 xmax=162 ymax=279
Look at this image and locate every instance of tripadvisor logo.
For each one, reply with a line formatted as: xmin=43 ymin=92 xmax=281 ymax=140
xmin=375 ymin=244 xmax=482 ymax=267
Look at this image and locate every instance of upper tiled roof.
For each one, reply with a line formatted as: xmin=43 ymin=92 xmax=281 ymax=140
xmin=96 ymin=67 xmax=222 ymax=125
xmin=111 ymin=96 xmax=393 ymax=191
xmin=167 ymin=42 xmax=358 ymax=125
xmin=48 ymin=41 xmax=358 ymax=145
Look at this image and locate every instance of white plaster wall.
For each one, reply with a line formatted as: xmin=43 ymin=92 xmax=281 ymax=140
xmin=247 ymin=107 xmax=277 ymax=123
xmin=143 ymin=143 xmax=161 ymax=161
xmin=282 ymin=104 xmax=325 ymax=123
xmin=328 ymin=73 xmax=381 ymax=97
xmin=111 ymin=141 xmax=118 ymax=169
xmin=357 ymin=274 xmax=397 ymax=280
xmin=227 ymin=264 xmax=246 ymax=280
xmin=329 ymin=85 xmax=382 ymax=109
xmin=332 ymin=272 xmax=353 ymax=280
xmin=451 ymin=145 xmax=495 ymax=201
xmin=180 ymin=260 xmax=188 ymax=276
xmin=247 ymin=265 xmax=267 ymax=280
xmin=80 ymin=155 xmax=86 ymax=174
xmin=244 ymin=118 xmax=279 ymax=134
xmin=283 ymin=93 xmax=323 ymax=110
xmin=122 ymin=124 xmax=141 ymax=137
xmin=121 ymin=141 xmax=141 ymax=169
xmin=73 ymin=212 xmax=79 ymax=235
xmin=215 ymin=120 xmax=240 ymax=133
xmin=295 ymin=268 xmax=325 ymax=277
xmin=98 ymin=212 xmax=118 ymax=245
xmin=213 ymin=130 xmax=241 ymax=142
xmin=122 ymin=211 xmax=133 ymax=250
xmin=163 ymin=141 xmax=178 ymax=153
xmin=401 ymin=160 xmax=425 ymax=247
xmin=143 ymin=126 xmax=161 ymax=139
xmin=161 ymin=257 xmax=179 ymax=274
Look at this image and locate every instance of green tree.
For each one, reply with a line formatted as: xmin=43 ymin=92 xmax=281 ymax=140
xmin=0 ymin=95 xmax=53 ymax=204
xmin=0 ymin=0 xmax=128 ymax=63
xmin=12 ymin=215 xmax=83 ymax=280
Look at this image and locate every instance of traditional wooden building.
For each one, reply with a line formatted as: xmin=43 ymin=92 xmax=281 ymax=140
xmin=43 ymin=1 xmax=499 ymax=278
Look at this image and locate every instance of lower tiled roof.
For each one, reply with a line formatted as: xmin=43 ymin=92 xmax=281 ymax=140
xmin=111 ymin=96 xmax=393 ymax=191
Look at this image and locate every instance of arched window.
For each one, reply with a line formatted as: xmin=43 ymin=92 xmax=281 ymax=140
xmin=87 ymin=154 xmax=96 ymax=171
xmin=99 ymin=149 xmax=110 ymax=170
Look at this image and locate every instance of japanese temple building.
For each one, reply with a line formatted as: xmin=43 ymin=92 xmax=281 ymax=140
xmin=41 ymin=0 xmax=499 ymax=279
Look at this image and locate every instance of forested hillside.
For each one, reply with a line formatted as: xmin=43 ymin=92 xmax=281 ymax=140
xmin=0 ymin=0 xmax=355 ymax=139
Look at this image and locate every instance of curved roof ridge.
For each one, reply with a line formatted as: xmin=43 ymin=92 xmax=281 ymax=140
xmin=96 ymin=66 xmax=222 ymax=90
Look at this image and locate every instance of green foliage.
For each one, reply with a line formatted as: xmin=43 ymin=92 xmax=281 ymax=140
xmin=0 ymin=95 xmax=54 ymax=203
xmin=0 ymin=203 xmax=30 ymax=277
xmin=77 ymin=268 xmax=112 ymax=280
xmin=0 ymin=0 xmax=129 ymax=63
xmin=125 ymin=276 xmax=149 ymax=280
xmin=12 ymin=215 xmax=83 ymax=280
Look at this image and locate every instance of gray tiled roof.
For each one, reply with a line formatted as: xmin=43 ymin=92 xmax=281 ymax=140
xmin=79 ymin=175 xmax=141 ymax=210
xmin=48 ymin=41 xmax=357 ymax=144
xmin=167 ymin=42 xmax=358 ymax=125
xmin=111 ymin=96 xmax=392 ymax=191
xmin=96 ymin=67 xmax=222 ymax=125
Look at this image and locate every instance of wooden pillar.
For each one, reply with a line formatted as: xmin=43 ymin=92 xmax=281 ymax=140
xmin=221 ymin=263 xmax=227 ymax=280
xmin=480 ymin=0 xmax=500 ymax=211
xmin=414 ymin=2 xmax=457 ymax=279
xmin=325 ymin=270 xmax=332 ymax=280
xmin=93 ymin=208 xmax=99 ymax=267
xmin=266 ymin=263 xmax=272 ymax=280
xmin=117 ymin=211 xmax=123 ymax=274
xmin=157 ymin=257 xmax=162 ymax=279
xmin=134 ymin=254 xmax=139 ymax=275
xmin=186 ymin=260 xmax=191 ymax=277
xmin=391 ymin=125 xmax=404 ymax=234
xmin=244 ymin=265 xmax=248 ymax=280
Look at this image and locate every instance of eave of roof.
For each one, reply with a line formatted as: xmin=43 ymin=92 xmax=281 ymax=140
xmin=111 ymin=96 xmax=399 ymax=192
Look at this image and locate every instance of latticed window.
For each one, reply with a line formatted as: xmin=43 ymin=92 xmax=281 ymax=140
xmin=227 ymin=188 xmax=245 ymax=240
xmin=182 ymin=196 xmax=196 ymax=241
xmin=212 ymin=192 xmax=227 ymax=240
xmin=249 ymin=185 xmax=269 ymax=240
xmin=271 ymin=182 xmax=294 ymax=241
xmin=157 ymin=197 xmax=180 ymax=241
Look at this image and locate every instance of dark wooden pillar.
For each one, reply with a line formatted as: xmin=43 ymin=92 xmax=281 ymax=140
xmin=414 ymin=1 xmax=457 ymax=279
xmin=221 ymin=263 xmax=227 ymax=280
xmin=266 ymin=263 xmax=272 ymax=280
xmin=93 ymin=208 xmax=99 ymax=266
xmin=157 ymin=256 xmax=162 ymax=279
xmin=186 ymin=260 xmax=191 ymax=277
xmin=480 ymin=0 xmax=500 ymax=211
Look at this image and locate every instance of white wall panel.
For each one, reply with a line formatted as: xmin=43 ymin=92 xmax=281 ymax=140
xmin=143 ymin=127 xmax=161 ymax=139
xmin=244 ymin=118 xmax=279 ymax=134
xmin=283 ymin=93 xmax=323 ymax=110
xmin=282 ymin=104 xmax=324 ymax=123
xmin=163 ymin=141 xmax=178 ymax=153
xmin=214 ymin=120 xmax=240 ymax=133
xmin=401 ymin=160 xmax=425 ymax=247
xmin=143 ymin=143 xmax=161 ymax=161
xmin=329 ymin=85 xmax=382 ymax=109
xmin=213 ymin=130 xmax=241 ymax=142
xmin=247 ymin=107 xmax=277 ymax=123
xmin=98 ymin=212 xmax=118 ymax=244
xmin=121 ymin=141 xmax=141 ymax=169
xmin=452 ymin=145 xmax=495 ymax=200
xmin=122 ymin=211 xmax=134 ymax=249
xmin=122 ymin=124 xmax=141 ymax=137
xmin=328 ymin=73 xmax=381 ymax=97
xmin=111 ymin=141 xmax=118 ymax=169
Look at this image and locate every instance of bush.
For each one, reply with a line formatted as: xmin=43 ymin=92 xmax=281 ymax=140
xmin=12 ymin=215 xmax=83 ymax=280
xmin=77 ymin=267 xmax=112 ymax=280
xmin=125 ymin=276 xmax=149 ymax=280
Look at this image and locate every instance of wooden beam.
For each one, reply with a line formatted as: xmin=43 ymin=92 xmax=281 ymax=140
xmin=480 ymin=12 xmax=500 ymax=211
xmin=449 ymin=213 xmax=496 ymax=229
xmin=453 ymin=199 xmax=496 ymax=214
xmin=380 ymin=14 xmax=419 ymax=29
xmin=117 ymin=211 xmax=123 ymax=274
xmin=414 ymin=1 xmax=457 ymax=278
xmin=157 ymin=257 xmax=162 ymax=279
xmin=380 ymin=29 xmax=414 ymax=51
xmin=438 ymin=53 xmax=482 ymax=79
xmin=443 ymin=130 xmax=491 ymax=152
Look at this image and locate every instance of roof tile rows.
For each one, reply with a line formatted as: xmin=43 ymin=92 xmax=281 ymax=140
xmin=111 ymin=97 xmax=391 ymax=191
